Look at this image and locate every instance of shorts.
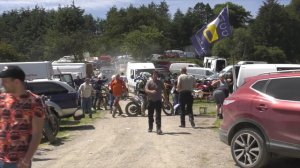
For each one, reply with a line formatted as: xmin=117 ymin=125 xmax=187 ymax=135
xmin=213 ymin=90 xmax=226 ymax=105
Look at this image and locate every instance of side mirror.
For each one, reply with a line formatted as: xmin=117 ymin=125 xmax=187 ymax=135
xmin=131 ymin=75 xmax=134 ymax=79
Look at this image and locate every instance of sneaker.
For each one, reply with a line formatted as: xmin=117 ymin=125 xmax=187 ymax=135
xmin=218 ymin=113 xmax=223 ymax=119
xmin=156 ymin=129 xmax=163 ymax=135
xmin=179 ymin=125 xmax=185 ymax=128
xmin=190 ymin=121 xmax=195 ymax=128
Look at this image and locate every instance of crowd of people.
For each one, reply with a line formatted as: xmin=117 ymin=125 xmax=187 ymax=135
xmin=0 ymin=64 xmax=233 ymax=167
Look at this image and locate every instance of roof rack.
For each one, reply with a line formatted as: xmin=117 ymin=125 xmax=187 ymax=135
xmin=259 ymin=69 xmax=300 ymax=76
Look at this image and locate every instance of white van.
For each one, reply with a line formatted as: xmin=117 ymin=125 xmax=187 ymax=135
xmin=235 ymin=64 xmax=300 ymax=89
xmin=126 ymin=62 xmax=155 ymax=92
xmin=0 ymin=61 xmax=53 ymax=80
xmin=203 ymin=57 xmax=227 ymax=72
xmin=186 ymin=67 xmax=214 ymax=80
xmin=169 ymin=63 xmax=199 ymax=75
xmin=237 ymin=61 xmax=268 ymax=65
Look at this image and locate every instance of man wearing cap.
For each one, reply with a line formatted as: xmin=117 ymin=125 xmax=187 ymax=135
xmin=0 ymin=65 xmax=45 ymax=168
xmin=78 ymin=78 xmax=94 ymax=118
xmin=177 ymin=67 xmax=196 ymax=128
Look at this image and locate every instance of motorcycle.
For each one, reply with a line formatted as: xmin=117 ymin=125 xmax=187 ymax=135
xmin=125 ymin=94 xmax=174 ymax=117
xmin=41 ymin=96 xmax=60 ymax=144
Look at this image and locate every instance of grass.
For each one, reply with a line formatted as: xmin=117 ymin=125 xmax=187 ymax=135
xmin=41 ymin=109 xmax=107 ymax=145
xmin=193 ymin=99 xmax=223 ymax=129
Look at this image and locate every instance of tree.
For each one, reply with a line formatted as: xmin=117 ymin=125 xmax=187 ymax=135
xmin=0 ymin=42 xmax=21 ymax=61
xmin=252 ymin=45 xmax=287 ymax=63
xmin=43 ymin=4 xmax=96 ymax=61
xmin=214 ymin=2 xmax=252 ymax=28
xmin=121 ymin=26 xmax=164 ymax=60
xmin=251 ymin=0 xmax=296 ymax=61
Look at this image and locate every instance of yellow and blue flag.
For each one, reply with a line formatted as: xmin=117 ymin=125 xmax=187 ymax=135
xmin=192 ymin=6 xmax=232 ymax=57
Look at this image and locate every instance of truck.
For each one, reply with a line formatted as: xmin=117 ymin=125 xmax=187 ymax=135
xmin=0 ymin=61 xmax=53 ymax=80
xmin=203 ymin=56 xmax=227 ymax=72
xmin=126 ymin=62 xmax=155 ymax=92
xmin=52 ymin=62 xmax=94 ymax=79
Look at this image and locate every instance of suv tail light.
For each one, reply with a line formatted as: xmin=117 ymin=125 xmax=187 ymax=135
xmin=223 ymin=99 xmax=235 ymax=105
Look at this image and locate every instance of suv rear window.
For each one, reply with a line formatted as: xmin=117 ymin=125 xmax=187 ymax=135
xmin=27 ymin=82 xmax=68 ymax=95
xmin=266 ymin=77 xmax=300 ymax=101
xmin=252 ymin=80 xmax=268 ymax=92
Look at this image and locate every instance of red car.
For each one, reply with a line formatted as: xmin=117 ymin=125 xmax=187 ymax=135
xmin=220 ymin=71 xmax=300 ymax=168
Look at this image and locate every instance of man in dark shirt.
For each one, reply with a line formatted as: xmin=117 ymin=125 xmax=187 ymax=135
xmin=145 ymin=71 xmax=168 ymax=135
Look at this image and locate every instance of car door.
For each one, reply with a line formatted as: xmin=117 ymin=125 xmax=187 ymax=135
xmin=261 ymin=77 xmax=300 ymax=145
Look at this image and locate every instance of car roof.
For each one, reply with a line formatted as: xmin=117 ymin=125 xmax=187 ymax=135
xmin=245 ymin=71 xmax=300 ymax=83
xmin=27 ymin=79 xmax=76 ymax=92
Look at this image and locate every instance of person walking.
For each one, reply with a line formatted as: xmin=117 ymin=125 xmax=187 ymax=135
xmin=212 ymin=74 xmax=229 ymax=119
xmin=78 ymin=78 xmax=94 ymax=118
xmin=145 ymin=71 xmax=168 ymax=135
xmin=111 ymin=74 xmax=127 ymax=118
xmin=92 ymin=75 xmax=108 ymax=110
xmin=0 ymin=65 xmax=45 ymax=168
xmin=177 ymin=67 xmax=196 ymax=128
xmin=108 ymin=75 xmax=116 ymax=113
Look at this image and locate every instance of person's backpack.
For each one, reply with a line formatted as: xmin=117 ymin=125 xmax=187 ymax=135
xmin=136 ymin=79 xmax=146 ymax=91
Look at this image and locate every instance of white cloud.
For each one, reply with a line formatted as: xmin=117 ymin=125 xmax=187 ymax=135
xmin=0 ymin=0 xmax=136 ymax=10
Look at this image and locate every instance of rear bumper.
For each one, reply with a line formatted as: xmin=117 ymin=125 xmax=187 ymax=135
xmin=219 ymin=128 xmax=229 ymax=145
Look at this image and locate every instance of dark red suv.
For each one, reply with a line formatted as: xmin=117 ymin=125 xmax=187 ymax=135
xmin=219 ymin=71 xmax=300 ymax=168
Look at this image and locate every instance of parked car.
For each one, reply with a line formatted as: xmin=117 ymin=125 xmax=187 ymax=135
xmin=186 ymin=67 xmax=215 ymax=80
xmin=26 ymin=79 xmax=79 ymax=119
xmin=219 ymin=71 xmax=300 ymax=168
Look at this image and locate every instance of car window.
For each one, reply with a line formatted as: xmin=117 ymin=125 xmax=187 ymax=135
xmin=252 ymin=80 xmax=268 ymax=92
xmin=27 ymin=82 xmax=68 ymax=95
xmin=266 ymin=77 xmax=300 ymax=101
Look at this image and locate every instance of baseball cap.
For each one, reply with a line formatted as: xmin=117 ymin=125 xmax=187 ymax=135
xmin=0 ymin=65 xmax=26 ymax=81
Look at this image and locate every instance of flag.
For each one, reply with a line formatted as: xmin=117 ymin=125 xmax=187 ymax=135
xmin=192 ymin=6 xmax=232 ymax=57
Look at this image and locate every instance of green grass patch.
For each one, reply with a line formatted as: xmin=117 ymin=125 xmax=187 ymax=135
xmin=41 ymin=109 xmax=107 ymax=145
xmin=193 ymin=99 xmax=216 ymax=117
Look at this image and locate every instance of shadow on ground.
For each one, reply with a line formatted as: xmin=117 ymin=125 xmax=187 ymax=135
xmin=32 ymin=157 xmax=57 ymax=162
xmin=163 ymin=132 xmax=191 ymax=135
xmin=60 ymin=125 xmax=95 ymax=131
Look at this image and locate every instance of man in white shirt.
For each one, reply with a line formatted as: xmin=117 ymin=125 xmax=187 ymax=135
xmin=78 ymin=78 xmax=94 ymax=118
xmin=177 ymin=67 xmax=196 ymax=128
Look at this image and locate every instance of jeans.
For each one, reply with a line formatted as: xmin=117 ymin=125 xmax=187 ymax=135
xmin=179 ymin=91 xmax=194 ymax=125
xmin=93 ymin=92 xmax=102 ymax=109
xmin=148 ymin=100 xmax=162 ymax=129
xmin=81 ymin=97 xmax=92 ymax=115
xmin=109 ymin=93 xmax=115 ymax=109
xmin=0 ymin=161 xmax=31 ymax=168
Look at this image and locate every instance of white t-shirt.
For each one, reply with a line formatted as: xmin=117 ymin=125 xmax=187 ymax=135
xmin=78 ymin=83 xmax=93 ymax=98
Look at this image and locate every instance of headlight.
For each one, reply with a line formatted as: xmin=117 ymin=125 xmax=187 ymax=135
xmin=223 ymin=100 xmax=235 ymax=105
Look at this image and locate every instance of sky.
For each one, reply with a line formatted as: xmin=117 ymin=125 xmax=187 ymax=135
xmin=0 ymin=0 xmax=291 ymax=19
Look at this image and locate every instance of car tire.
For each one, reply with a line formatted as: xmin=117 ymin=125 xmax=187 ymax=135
xmin=231 ymin=128 xmax=269 ymax=168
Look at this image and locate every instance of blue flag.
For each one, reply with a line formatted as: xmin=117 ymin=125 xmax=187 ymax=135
xmin=192 ymin=6 xmax=232 ymax=57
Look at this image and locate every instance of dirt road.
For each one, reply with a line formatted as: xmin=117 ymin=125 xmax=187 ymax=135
xmin=32 ymin=101 xmax=300 ymax=168
xmin=33 ymin=100 xmax=236 ymax=168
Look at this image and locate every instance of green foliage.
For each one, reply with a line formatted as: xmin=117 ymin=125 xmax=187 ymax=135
xmin=121 ymin=26 xmax=164 ymax=60
xmin=214 ymin=2 xmax=252 ymax=28
xmin=0 ymin=1 xmax=299 ymax=63
xmin=252 ymin=45 xmax=287 ymax=63
xmin=0 ymin=42 xmax=20 ymax=61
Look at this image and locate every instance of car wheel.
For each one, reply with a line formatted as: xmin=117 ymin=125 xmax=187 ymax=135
xmin=231 ymin=128 xmax=269 ymax=168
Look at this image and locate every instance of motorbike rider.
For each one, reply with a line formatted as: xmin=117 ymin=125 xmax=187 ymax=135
xmin=93 ymin=74 xmax=108 ymax=110
xmin=134 ymin=72 xmax=150 ymax=116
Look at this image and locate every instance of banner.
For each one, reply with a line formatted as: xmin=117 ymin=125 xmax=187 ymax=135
xmin=192 ymin=6 xmax=232 ymax=57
